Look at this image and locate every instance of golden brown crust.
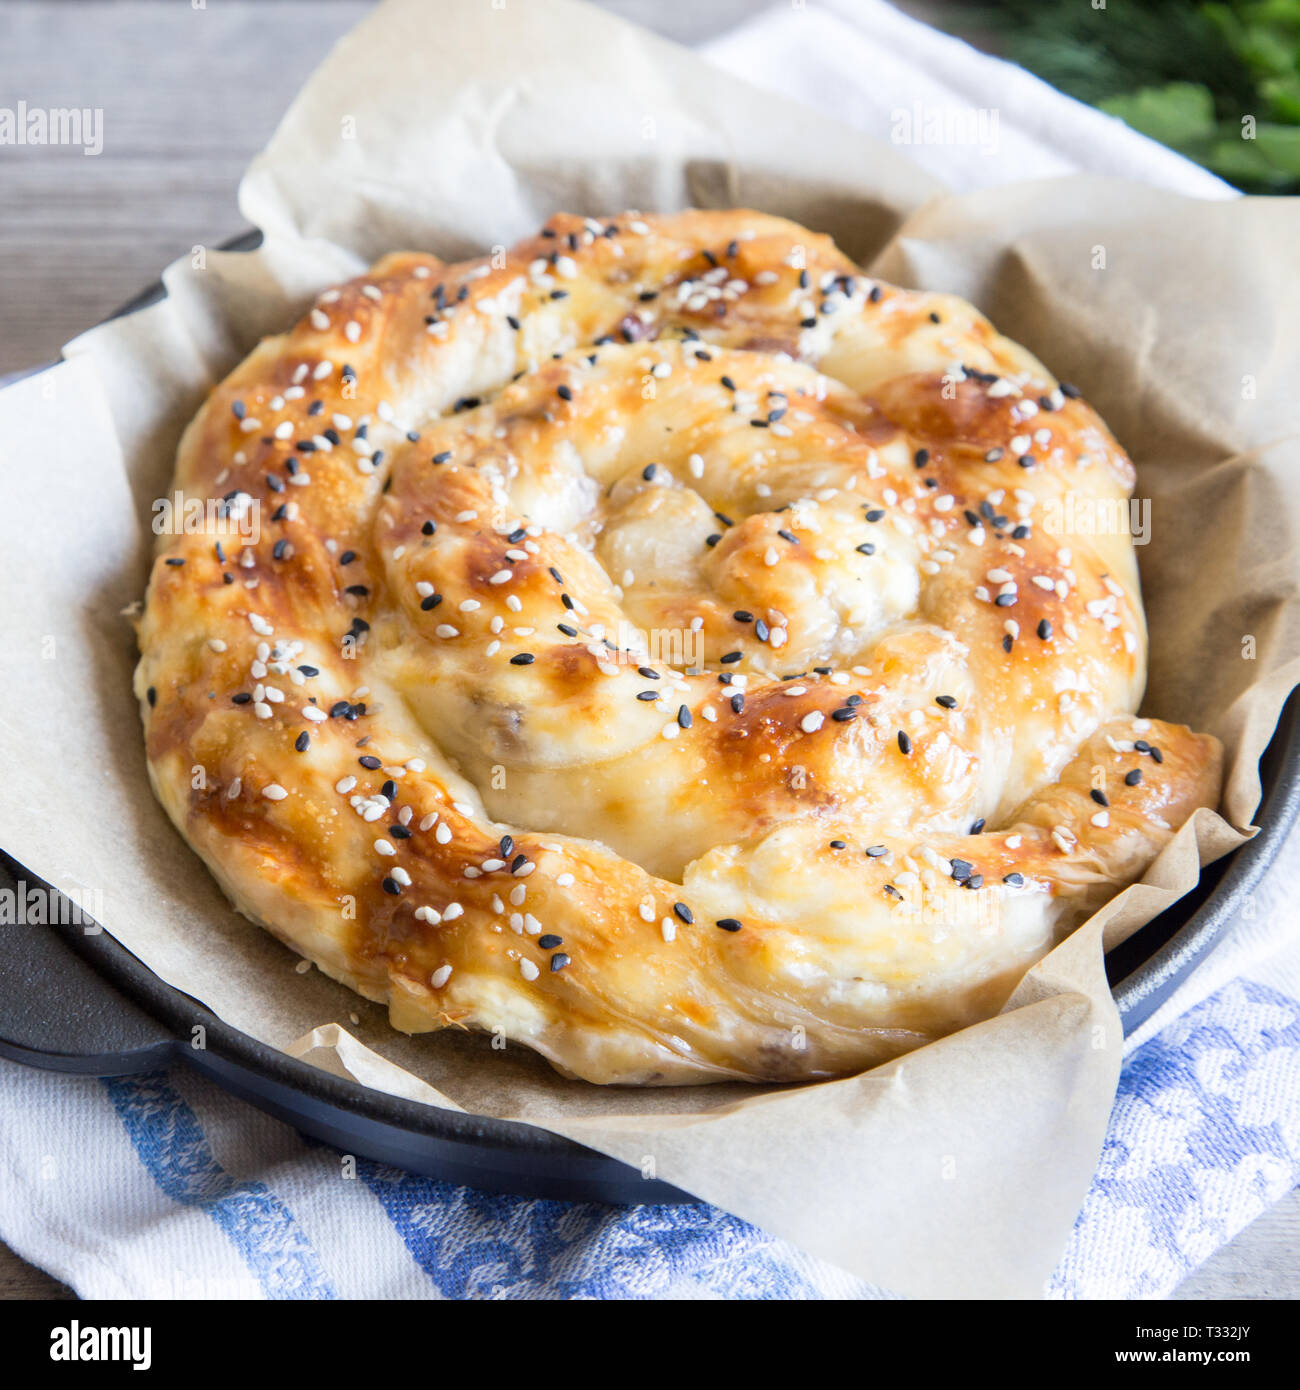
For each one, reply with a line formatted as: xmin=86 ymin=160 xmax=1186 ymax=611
xmin=135 ymin=210 xmax=1222 ymax=1084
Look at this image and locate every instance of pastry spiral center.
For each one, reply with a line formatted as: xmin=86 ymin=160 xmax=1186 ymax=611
xmin=376 ymin=340 xmax=980 ymax=878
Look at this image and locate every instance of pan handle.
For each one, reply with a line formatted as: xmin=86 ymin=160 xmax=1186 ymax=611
xmin=0 ymin=875 xmax=174 ymax=1076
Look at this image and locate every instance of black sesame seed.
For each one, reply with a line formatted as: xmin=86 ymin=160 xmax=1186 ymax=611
xmin=1018 ymin=455 xmax=1035 ymax=468
xmin=339 ymin=550 xmax=357 ymax=565
xmin=232 ymin=692 xmax=252 ymax=705
xmin=638 ymin=666 xmax=660 ymax=680
xmin=1125 ymin=768 xmax=1142 ymax=786
xmin=715 ymin=918 xmax=742 ymax=932
xmin=556 ymin=384 xmax=573 ymax=401
xmin=359 ymin=755 xmax=382 ymax=770
xmin=855 ymin=543 xmax=876 ymax=556
xmin=831 ymin=706 xmax=857 ymax=722
xmin=970 ymin=818 xmax=986 ymax=834
xmin=984 ymin=448 xmax=1005 ymax=463
xmin=1037 ymin=619 xmax=1052 ymax=640
xmin=866 ymin=844 xmax=888 ymax=857
xmin=730 ymin=693 xmax=745 ymax=714
xmin=421 ymin=520 xmax=436 ymax=535
xmin=381 ymin=877 xmax=402 ymax=896
xmin=935 ymin=695 xmax=958 ymax=709
xmin=391 ymin=825 xmax=412 ymax=839
xmin=950 ymin=858 xmax=973 ymax=881
xmin=1060 ymin=382 xmax=1082 ymax=399
xmin=146 ymin=686 xmax=157 ymax=707
xmin=298 ymin=665 xmax=319 ymax=677
xmin=420 ymin=594 xmax=442 ymax=611
xmin=381 ymin=780 xmax=397 ymax=801
xmin=550 ymin=953 xmax=570 ymax=972
xmin=294 ymin=731 xmax=310 ymax=752
xmin=865 ymin=508 xmax=885 ymax=522
xmin=636 ymin=691 xmax=658 ymax=701
xmin=557 ymin=623 xmax=578 ymax=637
xmin=510 ymin=653 xmax=535 ymax=665
xmin=677 ymin=705 xmax=692 ymax=729
xmin=672 ymin=902 xmax=693 ymax=924
xmin=1003 ymin=872 xmax=1025 ymax=887
xmin=897 ymin=730 xmax=912 ymax=754
xmin=914 ymin=448 xmax=930 ymax=468
xmin=432 ymin=451 xmax=452 ymax=464
xmin=994 ymin=593 xmax=1017 ymax=607
xmin=1150 ymin=747 xmax=1164 ymax=764
xmin=538 ymin=934 xmax=563 ymax=950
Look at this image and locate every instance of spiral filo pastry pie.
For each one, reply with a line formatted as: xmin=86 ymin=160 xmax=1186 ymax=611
xmin=135 ymin=210 xmax=1222 ymax=1084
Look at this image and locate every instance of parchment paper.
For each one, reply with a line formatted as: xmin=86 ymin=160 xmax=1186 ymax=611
xmin=3 ymin=0 xmax=1298 ymax=1298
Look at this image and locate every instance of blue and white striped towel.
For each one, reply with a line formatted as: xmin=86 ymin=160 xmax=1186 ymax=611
xmin=2 ymin=0 xmax=1294 ymax=1300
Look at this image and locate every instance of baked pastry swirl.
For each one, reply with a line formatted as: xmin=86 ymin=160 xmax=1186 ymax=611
xmin=136 ymin=210 xmax=1223 ymax=1084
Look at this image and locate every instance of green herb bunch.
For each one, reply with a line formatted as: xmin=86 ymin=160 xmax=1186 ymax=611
xmin=964 ymin=0 xmax=1300 ymax=191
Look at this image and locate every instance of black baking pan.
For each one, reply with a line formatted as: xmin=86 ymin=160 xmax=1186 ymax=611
xmin=3 ymin=234 xmax=1298 ymax=1204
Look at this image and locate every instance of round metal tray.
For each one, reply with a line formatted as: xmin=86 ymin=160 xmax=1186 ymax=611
xmin=3 ymin=232 xmax=1296 ymax=1204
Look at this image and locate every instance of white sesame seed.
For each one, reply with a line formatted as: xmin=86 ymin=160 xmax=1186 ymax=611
xmin=262 ymin=784 xmax=288 ymax=801
xmin=430 ymin=964 xmax=452 ymax=988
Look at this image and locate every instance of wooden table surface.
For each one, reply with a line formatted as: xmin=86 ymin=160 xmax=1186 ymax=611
xmin=1 ymin=0 xmax=1295 ymax=1301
